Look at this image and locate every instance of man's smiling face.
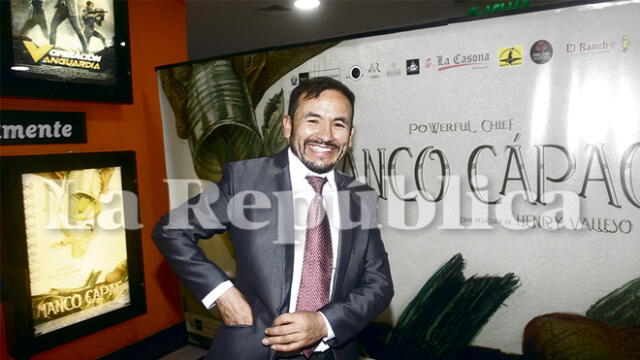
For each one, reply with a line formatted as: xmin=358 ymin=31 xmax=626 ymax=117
xmin=283 ymin=89 xmax=354 ymax=174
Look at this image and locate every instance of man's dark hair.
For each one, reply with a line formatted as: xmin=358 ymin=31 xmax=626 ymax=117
xmin=287 ymin=77 xmax=355 ymax=119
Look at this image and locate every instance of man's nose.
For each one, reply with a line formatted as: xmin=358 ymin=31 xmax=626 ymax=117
xmin=316 ymin=121 xmax=334 ymax=141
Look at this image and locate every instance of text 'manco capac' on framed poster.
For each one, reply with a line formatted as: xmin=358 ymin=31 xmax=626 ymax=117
xmin=1 ymin=151 xmax=146 ymax=358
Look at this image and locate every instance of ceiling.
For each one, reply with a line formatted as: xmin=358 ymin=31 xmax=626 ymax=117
xmin=185 ymin=0 xmax=584 ymax=61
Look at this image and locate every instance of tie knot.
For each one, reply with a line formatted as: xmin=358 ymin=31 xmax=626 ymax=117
xmin=306 ymin=175 xmax=327 ymax=194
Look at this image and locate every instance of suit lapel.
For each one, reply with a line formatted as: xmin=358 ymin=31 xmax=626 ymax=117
xmin=270 ymin=149 xmax=296 ymax=315
xmin=332 ymin=172 xmax=355 ymax=300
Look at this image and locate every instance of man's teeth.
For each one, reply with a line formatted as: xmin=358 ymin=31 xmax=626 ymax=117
xmin=310 ymin=145 xmax=332 ymax=152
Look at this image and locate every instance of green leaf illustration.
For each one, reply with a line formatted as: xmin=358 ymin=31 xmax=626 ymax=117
xmin=384 ymin=254 xmax=520 ymax=360
xmin=587 ymin=276 xmax=640 ymax=328
xmin=262 ymin=89 xmax=288 ymax=155
xmin=183 ymin=60 xmax=262 ymax=181
xmin=159 ymin=65 xmax=193 ymax=139
xmin=159 ymin=43 xmax=341 ymax=180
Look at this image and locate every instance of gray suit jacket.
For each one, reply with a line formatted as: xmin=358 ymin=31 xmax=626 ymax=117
xmin=153 ymin=148 xmax=394 ymax=360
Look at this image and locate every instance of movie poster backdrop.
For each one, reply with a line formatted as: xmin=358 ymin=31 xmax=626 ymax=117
xmin=157 ymin=1 xmax=639 ymax=356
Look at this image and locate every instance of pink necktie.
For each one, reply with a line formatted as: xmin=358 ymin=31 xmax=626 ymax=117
xmin=296 ymin=175 xmax=333 ymax=358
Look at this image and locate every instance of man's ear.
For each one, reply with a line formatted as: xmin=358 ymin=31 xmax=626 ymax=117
xmin=282 ymin=115 xmax=292 ymax=139
xmin=348 ymin=125 xmax=355 ymax=147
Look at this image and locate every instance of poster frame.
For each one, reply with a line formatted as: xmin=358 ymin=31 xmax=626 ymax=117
xmin=0 ymin=151 xmax=146 ymax=358
xmin=0 ymin=0 xmax=133 ymax=103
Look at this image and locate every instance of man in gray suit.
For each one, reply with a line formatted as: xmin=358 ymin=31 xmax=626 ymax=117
xmin=153 ymin=77 xmax=393 ymax=360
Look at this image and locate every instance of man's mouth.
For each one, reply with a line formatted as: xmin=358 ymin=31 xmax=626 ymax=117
xmin=305 ymin=140 xmax=338 ymax=155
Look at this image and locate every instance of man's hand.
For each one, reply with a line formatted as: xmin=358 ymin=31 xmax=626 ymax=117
xmin=262 ymin=312 xmax=328 ymax=352
xmin=216 ymin=287 xmax=253 ymax=326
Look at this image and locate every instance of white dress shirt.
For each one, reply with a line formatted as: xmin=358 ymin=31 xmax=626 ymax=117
xmin=287 ymin=149 xmax=338 ymax=351
xmin=202 ymin=149 xmax=338 ymax=351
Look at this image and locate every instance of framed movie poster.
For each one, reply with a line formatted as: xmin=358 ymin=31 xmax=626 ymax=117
xmin=0 ymin=151 xmax=145 ymax=357
xmin=0 ymin=0 xmax=132 ymax=103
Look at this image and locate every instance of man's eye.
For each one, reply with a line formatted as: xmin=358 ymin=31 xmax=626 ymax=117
xmin=307 ymin=118 xmax=319 ymax=123
xmin=334 ymin=122 xmax=346 ymax=128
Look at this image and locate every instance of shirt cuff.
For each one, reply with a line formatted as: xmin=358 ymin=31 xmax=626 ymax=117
xmin=318 ymin=311 xmax=335 ymax=341
xmin=201 ymin=280 xmax=234 ymax=309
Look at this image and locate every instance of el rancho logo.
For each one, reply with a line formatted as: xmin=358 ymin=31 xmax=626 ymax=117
xmin=566 ymin=39 xmax=616 ymax=55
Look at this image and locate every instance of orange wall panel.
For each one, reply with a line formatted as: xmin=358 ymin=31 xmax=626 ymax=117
xmin=1 ymin=1 xmax=188 ymax=359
